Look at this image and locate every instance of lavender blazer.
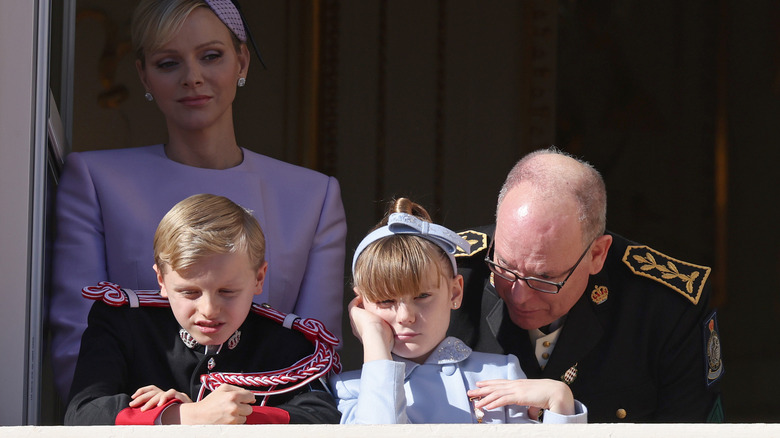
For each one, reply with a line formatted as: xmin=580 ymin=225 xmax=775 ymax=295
xmin=50 ymin=145 xmax=347 ymax=399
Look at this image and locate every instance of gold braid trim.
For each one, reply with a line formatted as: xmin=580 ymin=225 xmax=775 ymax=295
xmin=455 ymin=230 xmax=488 ymax=257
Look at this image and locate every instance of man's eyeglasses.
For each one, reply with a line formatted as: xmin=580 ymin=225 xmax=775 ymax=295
xmin=484 ymin=238 xmax=594 ymax=294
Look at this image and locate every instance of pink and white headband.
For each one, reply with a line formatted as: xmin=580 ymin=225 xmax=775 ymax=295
xmin=203 ymin=0 xmax=267 ymax=68
xmin=204 ymin=0 xmax=246 ymax=41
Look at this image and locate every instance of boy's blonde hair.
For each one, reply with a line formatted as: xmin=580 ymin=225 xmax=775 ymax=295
xmin=154 ymin=194 xmax=265 ymax=275
xmin=352 ymin=198 xmax=453 ymax=303
xmin=132 ymin=0 xmax=242 ymax=66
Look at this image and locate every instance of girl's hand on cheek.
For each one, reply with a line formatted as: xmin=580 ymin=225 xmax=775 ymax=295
xmin=348 ymin=295 xmax=394 ymax=362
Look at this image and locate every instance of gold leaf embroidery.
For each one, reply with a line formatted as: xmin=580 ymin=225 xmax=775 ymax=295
xmin=622 ymin=244 xmax=711 ymax=305
xmin=634 ymin=251 xmax=698 ymax=293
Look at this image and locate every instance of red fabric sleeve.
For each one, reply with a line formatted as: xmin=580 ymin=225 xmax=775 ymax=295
xmin=115 ymin=399 xmax=181 ymax=425
xmin=246 ymin=406 xmax=291 ymax=424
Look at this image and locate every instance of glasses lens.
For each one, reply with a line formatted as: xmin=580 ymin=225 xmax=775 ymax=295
xmin=525 ymin=278 xmax=560 ymax=293
xmin=487 ymin=262 xmax=515 ymax=282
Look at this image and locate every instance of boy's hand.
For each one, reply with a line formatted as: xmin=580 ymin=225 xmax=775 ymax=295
xmin=467 ymin=378 xmax=575 ymax=418
xmin=348 ymin=295 xmax=394 ymax=362
xmin=177 ymin=384 xmax=256 ymax=424
xmin=129 ymin=385 xmax=192 ymax=411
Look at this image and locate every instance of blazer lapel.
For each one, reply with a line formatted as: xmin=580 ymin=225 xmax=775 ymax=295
xmin=541 ymin=291 xmax=604 ymax=381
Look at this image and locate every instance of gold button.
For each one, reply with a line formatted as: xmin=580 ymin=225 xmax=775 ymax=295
xmin=542 ymin=353 xmax=550 ymax=359
xmin=616 ymin=408 xmax=627 ymax=419
xmin=543 ymin=341 xmax=551 ymax=347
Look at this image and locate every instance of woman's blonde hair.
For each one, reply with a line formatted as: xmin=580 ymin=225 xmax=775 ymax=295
xmin=352 ymin=198 xmax=453 ymax=303
xmin=154 ymin=194 xmax=265 ymax=275
xmin=132 ymin=0 xmax=242 ymax=66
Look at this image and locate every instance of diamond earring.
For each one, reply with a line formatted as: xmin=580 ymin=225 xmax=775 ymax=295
xmin=237 ymin=77 xmax=246 ymax=87
xmin=144 ymin=92 xmax=154 ymax=101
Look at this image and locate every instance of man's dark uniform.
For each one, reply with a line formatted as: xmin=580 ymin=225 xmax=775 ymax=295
xmin=66 ymin=297 xmax=341 ymax=425
xmin=448 ymin=225 xmax=724 ymax=422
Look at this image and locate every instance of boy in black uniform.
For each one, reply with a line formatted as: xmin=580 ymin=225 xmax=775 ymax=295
xmin=65 ymin=194 xmax=341 ymax=425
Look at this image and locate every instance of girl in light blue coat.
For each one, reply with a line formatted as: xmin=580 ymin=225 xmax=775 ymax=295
xmin=329 ymin=198 xmax=587 ymax=424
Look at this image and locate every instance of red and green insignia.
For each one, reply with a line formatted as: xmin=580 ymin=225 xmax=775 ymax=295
xmin=561 ymin=363 xmax=578 ymax=385
xmin=621 ymin=245 xmax=711 ymax=305
xmin=455 ymin=230 xmax=488 ymax=257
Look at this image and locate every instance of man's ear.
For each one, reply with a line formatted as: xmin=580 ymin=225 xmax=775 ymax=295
xmin=587 ymin=234 xmax=613 ymax=275
xmin=254 ymin=261 xmax=269 ymax=296
xmin=153 ymin=264 xmax=168 ymax=297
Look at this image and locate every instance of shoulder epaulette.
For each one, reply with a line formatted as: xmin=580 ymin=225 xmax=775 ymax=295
xmin=454 ymin=230 xmax=489 ymax=257
xmin=621 ymin=245 xmax=711 ymax=305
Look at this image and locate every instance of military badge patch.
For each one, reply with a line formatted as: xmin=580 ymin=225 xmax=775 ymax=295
xmin=704 ymin=311 xmax=723 ymax=387
xmin=621 ymin=245 xmax=711 ymax=305
xmin=561 ymin=363 xmax=578 ymax=385
xmin=228 ymin=330 xmax=241 ymax=350
xmin=455 ymin=230 xmax=488 ymax=257
xmin=590 ymin=285 xmax=609 ymax=305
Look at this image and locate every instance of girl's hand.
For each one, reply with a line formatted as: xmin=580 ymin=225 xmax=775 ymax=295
xmin=348 ymin=294 xmax=394 ymax=362
xmin=129 ymin=385 xmax=192 ymax=411
xmin=467 ymin=378 xmax=575 ymax=419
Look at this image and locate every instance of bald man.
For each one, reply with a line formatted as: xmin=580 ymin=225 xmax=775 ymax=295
xmin=449 ymin=147 xmax=723 ymax=422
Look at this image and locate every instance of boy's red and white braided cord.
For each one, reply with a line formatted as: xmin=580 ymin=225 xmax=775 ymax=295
xmin=82 ymin=281 xmax=342 ymax=404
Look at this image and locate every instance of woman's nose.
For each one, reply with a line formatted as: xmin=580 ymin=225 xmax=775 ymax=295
xmin=181 ymin=61 xmax=204 ymax=88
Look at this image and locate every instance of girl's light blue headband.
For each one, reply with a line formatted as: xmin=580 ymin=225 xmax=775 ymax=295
xmin=352 ymin=213 xmax=471 ymax=276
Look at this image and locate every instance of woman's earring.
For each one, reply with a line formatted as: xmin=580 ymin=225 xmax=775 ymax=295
xmin=452 ymin=302 xmax=460 ymax=309
xmin=144 ymin=92 xmax=154 ymax=101
xmin=237 ymin=77 xmax=246 ymax=87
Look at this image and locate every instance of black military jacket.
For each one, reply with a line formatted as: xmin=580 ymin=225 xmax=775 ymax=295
xmin=448 ymin=225 xmax=723 ymax=422
xmin=65 ymin=300 xmax=340 ymax=425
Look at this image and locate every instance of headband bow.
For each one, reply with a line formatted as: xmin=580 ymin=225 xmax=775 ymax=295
xmin=352 ymin=213 xmax=470 ymax=275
